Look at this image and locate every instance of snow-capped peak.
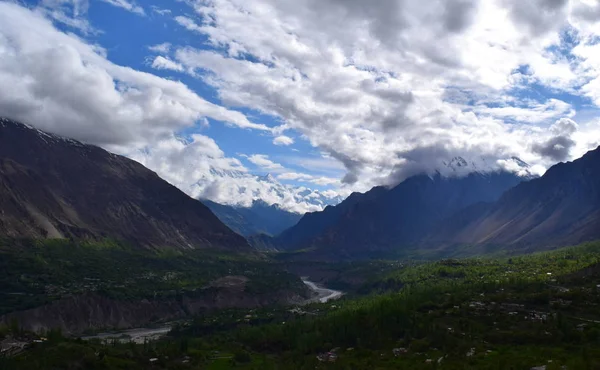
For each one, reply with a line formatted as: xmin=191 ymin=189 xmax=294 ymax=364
xmin=437 ymin=155 xmax=533 ymax=178
xmin=258 ymin=173 xmax=277 ymax=183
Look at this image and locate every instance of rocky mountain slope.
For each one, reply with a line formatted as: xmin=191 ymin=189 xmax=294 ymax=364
xmin=1 ymin=277 xmax=305 ymax=335
xmin=431 ymin=145 xmax=600 ymax=249
xmin=0 ymin=117 xmax=249 ymax=251
xmin=202 ymin=199 xmax=302 ymax=237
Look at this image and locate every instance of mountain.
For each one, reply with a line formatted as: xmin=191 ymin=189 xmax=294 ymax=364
xmin=274 ymin=170 xmax=527 ymax=259
xmin=0 ymin=117 xmax=249 ymax=251
xmin=202 ymin=199 xmax=302 ymax=237
xmin=430 ymin=146 xmax=600 ymax=250
xmin=192 ymin=169 xmax=345 ymax=214
xmin=439 ymin=156 xmax=533 ymax=177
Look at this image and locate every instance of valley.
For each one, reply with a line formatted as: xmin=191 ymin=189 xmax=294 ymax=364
xmin=3 ymin=242 xmax=600 ymax=369
xmin=1 ymin=119 xmax=600 ymax=369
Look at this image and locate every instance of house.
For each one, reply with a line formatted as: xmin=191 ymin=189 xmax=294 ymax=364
xmin=393 ymin=348 xmax=408 ymax=356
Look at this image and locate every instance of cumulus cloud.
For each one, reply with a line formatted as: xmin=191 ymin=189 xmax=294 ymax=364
xmin=0 ymin=2 xmax=271 ymax=148
xmin=151 ymin=56 xmax=184 ymax=72
xmin=148 ymin=43 xmax=171 ymax=54
xmin=276 ymin=172 xmax=339 ymax=186
xmin=532 ymin=118 xmax=579 ymax=161
xmin=0 ymin=2 xmax=345 ymax=213
xmin=277 ymin=172 xmax=313 ymax=181
xmin=126 ymin=136 xmax=344 ymax=212
xmin=174 ymin=16 xmax=202 ymax=32
xmin=166 ymin=0 xmax=600 ymax=191
xmin=502 ymin=0 xmax=569 ymax=36
xmin=273 ymin=135 xmax=294 ymax=146
xmin=5 ymin=0 xmax=600 ymax=212
xmin=245 ymin=154 xmax=285 ymax=171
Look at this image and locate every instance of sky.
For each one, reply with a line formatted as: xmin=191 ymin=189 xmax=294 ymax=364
xmin=1 ymin=0 xmax=600 ymax=213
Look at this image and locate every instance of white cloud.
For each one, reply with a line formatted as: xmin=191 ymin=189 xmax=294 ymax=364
xmin=148 ymin=43 xmax=171 ymax=54
xmin=127 ymin=136 xmax=344 ymax=212
xmin=473 ymin=99 xmax=574 ymax=123
xmin=277 ymin=172 xmax=312 ymax=181
xmin=38 ymin=8 xmax=99 ymax=35
xmin=273 ymin=135 xmax=294 ymax=146
xmin=245 ymin=154 xmax=285 ymax=171
xmin=281 ymin=155 xmax=346 ymax=174
xmin=151 ymin=6 xmax=171 ymax=15
xmin=0 ymin=2 xmax=271 ymax=148
xmin=151 ymin=56 xmax=184 ymax=72
xmin=6 ymin=0 xmax=600 ymax=212
xmin=166 ymin=0 xmax=600 ymax=190
xmin=98 ymin=0 xmax=145 ymax=15
xmin=174 ymin=16 xmax=202 ymax=32
xmin=0 ymin=2 xmax=350 ymax=213
xmin=37 ymin=0 xmax=99 ymax=35
xmin=276 ymin=172 xmax=339 ymax=186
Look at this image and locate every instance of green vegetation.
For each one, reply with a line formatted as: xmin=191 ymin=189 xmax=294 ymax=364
xmin=0 ymin=238 xmax=307 ymax=315
xmin=3 ymin=241 xmax=600 ymax=369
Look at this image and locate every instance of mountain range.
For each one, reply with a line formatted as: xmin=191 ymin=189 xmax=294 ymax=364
xmin=263 ymin=147 xmax=600 ymax=259
xmin=202 ymin=199 xmax=302 ymax=237
xmin=195 ymin=170 xmax=345 ymax=214
xmin=0 ymin=117 xmax=249 ymax=251
xmin=2 ymin=116 xmax=599 ymax=260
xmin=430 ymin=146 xmax=600 ymax=249
xmin=268 ymin=170 xmax=529 ymax=259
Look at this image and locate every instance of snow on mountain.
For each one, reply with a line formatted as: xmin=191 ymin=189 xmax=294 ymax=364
xmin=196 ymin=155 xmax=531 ymax=214
xmin=438 ymin=156 xmax=534 ymax=178
xmin=194 ymin=168 xmax=344 ymax=214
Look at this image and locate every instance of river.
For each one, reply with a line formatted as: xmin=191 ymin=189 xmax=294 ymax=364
xmin=81 ymin=280 xmax=343 ymax=342
xmin=302 ymin=279 xmax=344 ymax=303
xmin=80 ymin=325 xmax=172 ymax=344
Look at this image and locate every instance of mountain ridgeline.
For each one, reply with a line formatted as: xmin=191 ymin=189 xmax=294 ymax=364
xmin=271 ymin=171 xmax=527 ymax=259
xmin=2 ymin=115 xmax=599 ymax=260
xmin=202 ymin=199 xmax=302 ymax=237
xmin=431 ymin=145 xmax=600 ymax=248
xmin=267 ymin=148 xmax=600 ymax=260
xmin=0 ymin=118 xmax=249 ymax=251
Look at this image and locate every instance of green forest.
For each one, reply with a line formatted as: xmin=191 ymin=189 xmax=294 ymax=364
xmin=0 ymin=238 xmax=307 ymax=315
xmin=3 ymin=241 xmax=600 ymax=369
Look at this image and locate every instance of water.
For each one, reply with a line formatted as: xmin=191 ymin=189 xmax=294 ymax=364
xmin=80 ymin=281 xmax=343 ymax=342
xmin=302 ymin=279 xmax=344 ymax=303
xmin=80 ymin=325 xmax=172 ymax=344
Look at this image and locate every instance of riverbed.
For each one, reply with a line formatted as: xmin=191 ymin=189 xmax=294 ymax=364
xmin=80 ymin=280 xmax=343 ymax=342
xmin=302 ymin=279 xmax=344 ymax=303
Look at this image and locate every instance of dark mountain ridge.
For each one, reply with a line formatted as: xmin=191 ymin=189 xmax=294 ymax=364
xmin=273 ymin=170 xmax=527 ymax=259
xmin=431 ymin=145 xmax=600 ymax=249
xmin=0 ymin=117 xmax=249 ymax=251
xmin=202 ymin=199 xmax=302 ymax=237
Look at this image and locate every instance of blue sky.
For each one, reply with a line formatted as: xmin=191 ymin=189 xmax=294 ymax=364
xmin=21 ymin=0 xmax=347 ymax=198
xmin=66 ymin=0 xmax=342 ymax=184
xmin=2 ymin=0 xmax=600 ymax=212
